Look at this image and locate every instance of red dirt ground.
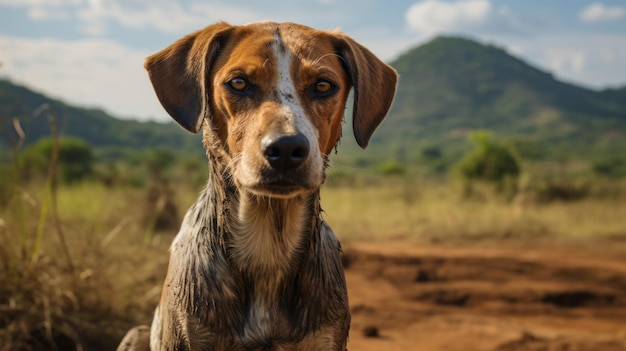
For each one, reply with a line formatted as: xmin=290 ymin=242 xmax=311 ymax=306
xmin=343 ymin=242 xmax=626 ymax=351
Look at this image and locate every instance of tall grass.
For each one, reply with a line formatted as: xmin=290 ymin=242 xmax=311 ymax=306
xmin=1 ymin=174 xmax=625 ymax=350
xmin=0 ymin=182 xmax=171 ymax=351
xmin=322 ymin=178 xmax=626 ymax=250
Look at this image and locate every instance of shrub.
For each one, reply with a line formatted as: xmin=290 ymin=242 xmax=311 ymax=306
xmin=418 ymin=146 xmax=451 ymax=174
xmin=376 ymin=160 xmax=407 ymax=176
xmin=455 ymin=131 xmax=521 ymax=183
xmin=21 ymin=137 xmax=94 ymax=183
xmin=592 ymin=156 xmax=626 ymax=179
xmin=420 ymin=145 xmax=443 ymax=160
xmin=535 ymin=179 xmax=590 ymax=202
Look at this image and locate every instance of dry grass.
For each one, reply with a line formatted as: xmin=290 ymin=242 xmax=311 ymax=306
xmin=0 ymin=183 xmax=173 ymax=351
xmin=1 ymin=178 xmax=625 ymax=350
xmin=321 ymin=179 xmax=626 ymax=250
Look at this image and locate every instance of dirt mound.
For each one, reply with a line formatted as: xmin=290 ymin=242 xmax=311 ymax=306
xmin=343 ymin=243 xmax=626 ymax=351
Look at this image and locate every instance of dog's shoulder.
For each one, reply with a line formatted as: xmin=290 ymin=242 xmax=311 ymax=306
xmin=317 ymin=219 xmax=343 ymax=254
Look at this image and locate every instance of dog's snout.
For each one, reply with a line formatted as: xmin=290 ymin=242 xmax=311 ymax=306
xmin=262 ymin=134 xmax=310 ymax=172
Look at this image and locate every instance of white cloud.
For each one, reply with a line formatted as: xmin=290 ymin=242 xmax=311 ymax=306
xmin=0 ymin=35 xmax=166 ymax=120
xmin=349 ymin=26 xmax=420 ymax=63
xmin=405 ymin=0 xmax=527 ymax=37
xmin=75 ymin=0 xmax=262 ymax=35
xmin=504 ymin=33 xmax=626 ymax=89
xmin=1 ymin=0 xmax=264 ymax=35
xmin=580 ymin=3 xmax=626 ymax=23
xmin=406 ymin=0 xmax=492 ymax=34
xmin=1 ymin=0 xmax=78 ymax=21
xmin=544 ymin=49 xmax=587 ymax=75
xmin=27 ymin=6 xmax=70 ymax=20
xmin=77 ymin=1 xmax=202 ymax=35
xmin=0 ymin=0 xmax=80 ymax=6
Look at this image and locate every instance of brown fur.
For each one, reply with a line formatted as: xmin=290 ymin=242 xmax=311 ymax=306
xmin=117 ymin=21 xmax=397 ymax=351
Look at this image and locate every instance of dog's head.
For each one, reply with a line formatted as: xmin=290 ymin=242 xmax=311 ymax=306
xmin=145 ymin=22 xmax=397 ymax=198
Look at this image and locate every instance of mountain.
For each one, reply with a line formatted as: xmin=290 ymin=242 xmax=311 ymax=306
xmin=358 ymin=36 xmax=626 ymax=162
xmin=1 ymin=36 xmax=626 ymax=165
xmin=0 ymin=79 xmax=203 ymax=159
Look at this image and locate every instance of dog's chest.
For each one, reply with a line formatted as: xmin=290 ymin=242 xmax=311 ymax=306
xmin=232 ymin=231 xmax=304 ymax=345
xmin=241 ymin=290 xmax=292 ymax=346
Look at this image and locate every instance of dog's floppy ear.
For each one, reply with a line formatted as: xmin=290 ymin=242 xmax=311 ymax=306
xmin=145 ymin=22 xmax=233 ymax=133
xmin=333 ymin=34 xmax=398 ymax=148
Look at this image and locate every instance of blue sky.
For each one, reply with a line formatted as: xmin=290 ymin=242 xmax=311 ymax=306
xmin=1 ymin=0 xmax=625 ymax=121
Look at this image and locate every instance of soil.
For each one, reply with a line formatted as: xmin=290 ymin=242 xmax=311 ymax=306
xmin=343 ymin=242 xmax=626 ymax=351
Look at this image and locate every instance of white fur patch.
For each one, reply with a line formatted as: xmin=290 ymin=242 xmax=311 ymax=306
xmin=271 ymin=33 xmax=323 ymax=181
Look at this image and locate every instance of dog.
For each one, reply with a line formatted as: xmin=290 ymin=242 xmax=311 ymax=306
xmin=117 ymin=21 xmax=397 ymax=351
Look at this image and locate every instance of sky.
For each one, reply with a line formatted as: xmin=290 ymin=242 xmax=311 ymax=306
xmin=1 ymin=0 xmax=625 ymax=122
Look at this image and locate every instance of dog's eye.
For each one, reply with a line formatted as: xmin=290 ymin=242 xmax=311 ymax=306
xmin=315 ymin=81 xmax=333 ymax=94
xmin=228 ymin=77 xmax=248 ymax=92
xmin=312 ymin=80 xmax=336 ymax=98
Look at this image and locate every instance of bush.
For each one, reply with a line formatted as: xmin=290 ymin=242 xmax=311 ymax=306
xmin=420 ymin=145 xmax=443 ymax=160
xmin=456 ymin=131 xmax=521 ymax=183
xmin=535 ymin=179 xmax=590 ymax=202
xmin=593 ymin=156 xmax=626 ymax=179
xmin=21 ymin=137 xmax=94 ymax=183
xmin=376 ymin=160 xmax=407 ymax=176
xmin=418 ymin=146 xmax=451 ymax=174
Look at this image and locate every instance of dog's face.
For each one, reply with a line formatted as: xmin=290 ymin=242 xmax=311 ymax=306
xmin=210 ymin=24 xmax=350 ymax=198
xmin=145 ymin=22 xmax=397 ymax=198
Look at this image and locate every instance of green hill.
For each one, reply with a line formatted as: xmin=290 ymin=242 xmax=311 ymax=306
xmin=0 ymin=79 xmax=203 ymax=160
xmin=359 ymin=36 xmax=626 ymax=162
xmin=1 ymin=36 xmax=625 ymax=165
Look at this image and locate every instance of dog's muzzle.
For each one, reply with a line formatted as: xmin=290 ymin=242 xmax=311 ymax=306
xmin=256 ymin=132 xmax=313 ymax=196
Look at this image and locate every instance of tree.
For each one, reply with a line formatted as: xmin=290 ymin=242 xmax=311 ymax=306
xmin=455 ymin=131 xmax=521 ymax=183
xmin=21 ymin=137 xmax=94 ymax=183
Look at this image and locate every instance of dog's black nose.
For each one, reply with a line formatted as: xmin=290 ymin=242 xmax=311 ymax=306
xmin=262 ymin=133 xmax=310 ymax=172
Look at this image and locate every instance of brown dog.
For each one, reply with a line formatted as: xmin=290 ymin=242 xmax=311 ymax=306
xmin=117 ymin=21 xmax=397 ymax=351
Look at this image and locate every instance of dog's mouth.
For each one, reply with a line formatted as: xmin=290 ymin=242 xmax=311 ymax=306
xmin=235 ymin=152 xmax=324 ymax=198
xmin=248 ymin=177 xmax=314 ymax=198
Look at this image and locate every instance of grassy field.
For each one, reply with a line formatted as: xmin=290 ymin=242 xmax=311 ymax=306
xmin=1 ymin=176 xmax=625 ymax=350
xmin=322 ymin=178 xmax=626 ymax=247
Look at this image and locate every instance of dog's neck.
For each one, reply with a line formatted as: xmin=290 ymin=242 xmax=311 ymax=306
xmin=195 ymin=143 xmax=320 ymax=278
xmin=231 ymin=192 xmax=316 ymax=271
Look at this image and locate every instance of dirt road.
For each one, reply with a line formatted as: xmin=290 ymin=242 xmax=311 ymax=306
xmin=343 ymin=242 xmax=626 ymax=351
